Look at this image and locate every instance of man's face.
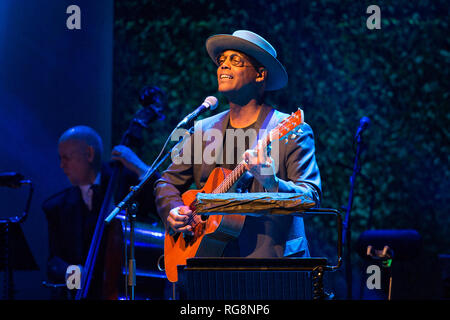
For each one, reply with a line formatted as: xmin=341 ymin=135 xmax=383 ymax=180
xmin=58 ymin=139 xmax=95 ymax=186
xmin=216 ymin=50 xmax=262 ymax=95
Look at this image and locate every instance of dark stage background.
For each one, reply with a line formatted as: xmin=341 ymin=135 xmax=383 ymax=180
xmin=0 ymin=0 xmax=113 ymax=299
xmin=1 ymin=0 xmax=449 ymax=300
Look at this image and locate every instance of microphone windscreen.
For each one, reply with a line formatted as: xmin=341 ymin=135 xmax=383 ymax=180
xmin=204 ymin=96 xmax=218 ymax=110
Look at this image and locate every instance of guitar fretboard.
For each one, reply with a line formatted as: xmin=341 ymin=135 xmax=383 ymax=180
xmin=212 ymin=161 xmax=246 ymax=194
xmin=212 ymin=134 xmax=271 ymax=194
xmin=210 ymin=108 xmax=303 ymax=195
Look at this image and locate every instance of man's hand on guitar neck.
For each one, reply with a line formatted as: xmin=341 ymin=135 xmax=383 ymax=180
xmin=168 ymin=205 xmax=196 ymax=236
xmin=243 ymin=140 xmax=279 ymax=192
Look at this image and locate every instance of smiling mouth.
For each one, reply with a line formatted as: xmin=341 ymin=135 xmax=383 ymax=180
xmin=220 ymin=74 xmax=233 ymax=79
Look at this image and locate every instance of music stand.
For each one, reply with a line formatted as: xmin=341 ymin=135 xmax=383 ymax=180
xmin=176 ymin=193 xmax=342 ymax=300
xmin=0 ymin=220 xmax=39 ymax=300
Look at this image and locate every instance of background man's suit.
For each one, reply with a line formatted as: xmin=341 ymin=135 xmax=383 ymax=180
xmin=43 ymin=162 xmax=160 ymax=299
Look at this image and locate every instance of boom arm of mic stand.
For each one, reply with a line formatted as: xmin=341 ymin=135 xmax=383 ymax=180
xmin=104 ymin=153 xmax=169 ymax=224
xmin=104 ymin=126 xmax=193 ymax=224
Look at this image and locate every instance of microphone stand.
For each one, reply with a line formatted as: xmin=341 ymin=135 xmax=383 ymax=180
xmin=104 ymin=137 xmax=185 ymax=224
xmin=342 ymin=132 xmax=366 ymax=300
xmin=104 ymin=125 xmax=193 ymax=299
xmin=0 ymin=180 xmax=33 ymax=300
xmin=122 ymin=202 xmax=137 ymax=300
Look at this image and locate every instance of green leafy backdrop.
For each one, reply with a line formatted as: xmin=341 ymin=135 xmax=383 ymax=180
xmin=113 ymin=0 xmax=449 ymax=298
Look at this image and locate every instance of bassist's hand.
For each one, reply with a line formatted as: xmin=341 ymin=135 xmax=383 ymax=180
xmin=168 ymin=206 xmax=194 ymax=236
xmin=111 ymin=145 xmax=149 ymax=179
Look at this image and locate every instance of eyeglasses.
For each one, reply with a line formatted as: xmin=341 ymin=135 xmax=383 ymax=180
xmin=59 ymin=150 xmax=87 ymax=163
xmin=217 ymin=53 xmax=254 ymax=68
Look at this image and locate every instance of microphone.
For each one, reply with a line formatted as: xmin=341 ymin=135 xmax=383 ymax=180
xmin=177 ymin=96 xmax=218 ymax=128
xmin=354 ymin=116 xmax=371 ymax=140
xmin=0 ymin=172 xmax=31 ymax=188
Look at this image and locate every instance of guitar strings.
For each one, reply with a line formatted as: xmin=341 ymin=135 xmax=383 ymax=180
xmin=181 ymin=110 xmax=303 ymax=233
xmin=185 ymin=161 xmax=247 ymax=229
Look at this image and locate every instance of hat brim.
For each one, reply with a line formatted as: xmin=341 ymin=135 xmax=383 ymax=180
xmin=206 ymin=34 xmax=288 ymax=91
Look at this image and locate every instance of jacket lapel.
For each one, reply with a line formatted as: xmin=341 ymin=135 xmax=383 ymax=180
xmin=194 ymin=110 xmax=230 ymax=188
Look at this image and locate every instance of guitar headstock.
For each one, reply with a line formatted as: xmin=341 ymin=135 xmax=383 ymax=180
xmin=269 ymin=108 xmax=304 ymax=142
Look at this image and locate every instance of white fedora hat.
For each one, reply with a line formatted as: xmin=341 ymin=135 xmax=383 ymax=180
xmin=205 ymin=30 xmax=288 ymax=91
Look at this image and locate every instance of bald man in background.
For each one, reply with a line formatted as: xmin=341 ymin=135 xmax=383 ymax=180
xmin=42 ymin=125 xmax=159 ymax=299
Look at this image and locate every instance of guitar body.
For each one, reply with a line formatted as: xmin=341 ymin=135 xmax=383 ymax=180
xmin=164 ymin=167 xmax=246 ymax=282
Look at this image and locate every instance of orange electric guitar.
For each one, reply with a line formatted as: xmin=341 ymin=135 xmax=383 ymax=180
xmin=164 ymin=108 xmax=305 ymax=282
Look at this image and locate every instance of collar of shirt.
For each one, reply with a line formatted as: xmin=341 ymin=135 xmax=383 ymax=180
xmin=79 ymin=174 xmax=101 ymax=210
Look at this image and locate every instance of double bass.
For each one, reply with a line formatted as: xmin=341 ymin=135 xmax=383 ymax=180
xmin=75 ymin=86 xmax=165 ymax=299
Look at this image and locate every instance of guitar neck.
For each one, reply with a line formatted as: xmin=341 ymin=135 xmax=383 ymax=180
xmin=212 ymin=161 xmax=246 ymax=194
xmin=212 ymin=134 xmax=271 ymax=194
xmin=210 ymin=108 xmax=304 ymax=195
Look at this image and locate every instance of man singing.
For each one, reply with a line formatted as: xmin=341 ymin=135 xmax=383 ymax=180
xmin=155 ymin=30 xmax=321 ymax=260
